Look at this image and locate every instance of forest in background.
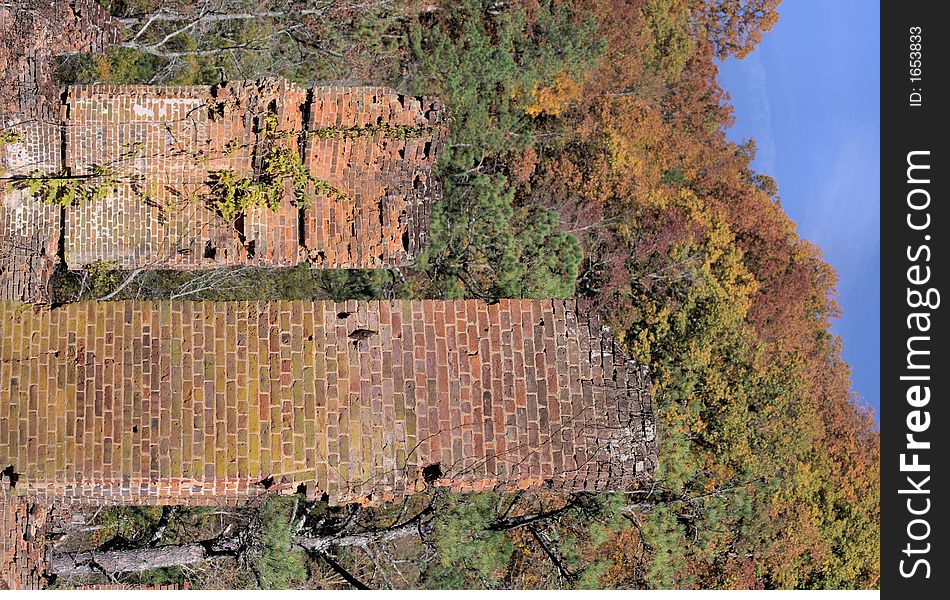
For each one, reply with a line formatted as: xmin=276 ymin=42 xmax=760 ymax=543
xmin=45 ymin=0 xmax=879 ymax=590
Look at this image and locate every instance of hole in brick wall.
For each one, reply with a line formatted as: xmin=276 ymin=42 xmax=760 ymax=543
xmin=132 ymin=426 xmax=138 ymax=433
xmin=257 ymin=475 xmax=275 ymax=489
xmin=203 ymin=241 xmax=216 ymax=260
xmin=246 ymin=240 xmax=256 ymax=258
xmin=62 ymin=88 xmax=71 ymax=120
xmin=398 ymin=147 xmax=405 ymax=159
xmin=299 ymin=97 xmax=311 ymax=128
xmin=422 ymin=462 xmax=442 ymax=484
xmin=423 ymin=141 xmax=432 ymax=158
xmin=337 ymin=311 xmax=351 ymax=319
xmin=235 ymin=214 xmax=246 ymax=244
xmin=296 ymin=483 xmax=308 ymax=496
xmin=1 ymin=465 xmax=20 ymax=488
xmin=348 ymin=328 xmax=377 ymax=342
xmin=402 ymin=231 xmax=411 ymax=252
xmin=298 ymin=208 xmax=306 ymax=247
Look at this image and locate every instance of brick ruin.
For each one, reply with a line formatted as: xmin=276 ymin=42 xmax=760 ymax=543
xmin=2 ymin=79 xmax=445 ymax=302
xmin=0 ymin=0 xmax=120 ymax=121
xmin=0 ymin=299 xmax=656 ymax=506
xmin=2 ymin=2 xmax=443 ymax=304
xmin=1 ymin=0 xmax=119 ymax=305
xmin=1 ymin=299 xmax=656 ymax=588
xmin=0 ymin=1 xmax=658 ymax=590
xmin=1 ymin=493 xmax=185 ymax=590
xmin=0 ymin=493 xmax=49 ymax=589
xmin=62 ymin=81 xmax=443 ymax=270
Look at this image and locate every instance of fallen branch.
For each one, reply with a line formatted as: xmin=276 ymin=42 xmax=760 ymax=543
xmin=50 ymin=537 xmax=239 ymax=578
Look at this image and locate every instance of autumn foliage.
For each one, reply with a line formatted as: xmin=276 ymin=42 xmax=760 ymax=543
xmin=487 ymin=0 xmax=877 ymax=589
xmin=394 ymin=0 xmax=878 ymax=588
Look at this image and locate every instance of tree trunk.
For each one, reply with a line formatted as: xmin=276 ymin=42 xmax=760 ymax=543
xmin=296 ymin=519 xmax=433 ymax=553
xmin=48 ymin=519 xmax=432 ymax=578
xmin=50 ymin=541 xmax=228 ymax=578
xmin=50 ymin=496 xmax=584 ymax=579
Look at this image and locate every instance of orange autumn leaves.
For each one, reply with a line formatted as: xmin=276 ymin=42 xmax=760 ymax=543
xmin=517 ymin=0 xmax=878 ymax=588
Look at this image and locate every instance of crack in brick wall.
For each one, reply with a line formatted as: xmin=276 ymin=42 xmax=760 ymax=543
xmin=0 ymin=299 xmax=656 ymax=507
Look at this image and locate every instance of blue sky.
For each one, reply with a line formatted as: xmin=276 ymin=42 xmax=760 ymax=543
xmin=717 ymin=0 xmax=880 ymax=415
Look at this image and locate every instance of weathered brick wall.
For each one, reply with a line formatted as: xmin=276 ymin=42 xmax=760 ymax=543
xmin=63 ymin=81 xmax=293 ymax=269
xmin=0 ymin=188 xmax=60 ymax=303
xmin=59 ymin=80 xmax=444 ymax=271
xmin=1 ymin=0 xmax=117 ymax=304
xmin=0 ymin=0 xmax=119 ymax=120
xmin=1 ymin=121 xmax=61 ymax=177
xmin=3 ymin=76 xmax=444 ymax=301
xmin=0 ymin=299 xmax=656 ymax=506
xmin=1 ymin=100 xmax=62 ymax=303
xmin=0 ymin=488 xmax=50 ymax=590
xmin=303 ymin=87 xmax=443 ymax=268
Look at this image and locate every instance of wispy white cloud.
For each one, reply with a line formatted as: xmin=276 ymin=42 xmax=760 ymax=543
xmin=736 ymin=51 xmax=777 ymax=175
xmin=798 ymin=128 xmax=880 ymax=280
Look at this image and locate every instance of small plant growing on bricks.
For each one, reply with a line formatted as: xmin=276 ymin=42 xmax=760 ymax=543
xmin=208 ymin=146 xmax=347 ymax=220
xmin=305 ymin=122 xmax=436 ymax=141
xmin=0 ymin=129 xmax=23 ymax=147
xmin=207 ymin=111 xmax=348 ymax=220
xmin=12 ymin=165 xmax=116 ymax=207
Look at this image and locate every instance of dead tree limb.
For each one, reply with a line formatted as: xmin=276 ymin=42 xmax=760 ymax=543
xmin=49 ymin=537 xmax=239 ymax=578
xmin=527 ymin=524 xmax=577 ymax=586
xmin=296 ymin=518 xmax=434 ymax=553
xmin=311 ymin=549 xmax=370 ymax=590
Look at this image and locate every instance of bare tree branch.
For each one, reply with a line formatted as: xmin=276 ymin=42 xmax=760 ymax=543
xmin=311 ymin=549 xmax=371 ymax=590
